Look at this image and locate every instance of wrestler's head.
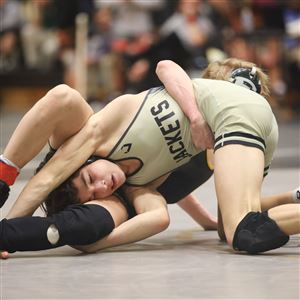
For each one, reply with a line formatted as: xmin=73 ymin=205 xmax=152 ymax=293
xmin=36 ymin=151 xmax=125 ymax=216
xmin=72 ymin=159 xmax=126 ymax=203
xmin=202 ymin=58 xmax=270 ymax=98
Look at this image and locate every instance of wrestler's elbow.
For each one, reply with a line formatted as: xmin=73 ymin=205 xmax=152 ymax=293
xmin=159 ymin=216 xmax=170 ymax=233
xmin=44 ymin=84 xmax=83 ymax=113
xmin=48 ymin=84 xmax=72 ymax=99
xmin=71 ymin=244 xmax=96 ymax=254
xmin=156 ymin=60 xmax=174 ymax=75
xmin=155 ymin=208 xmax=170 ymax=233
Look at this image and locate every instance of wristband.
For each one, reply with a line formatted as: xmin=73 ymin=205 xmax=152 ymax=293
xmin=0 ymin=161 xmax=19 ymax=186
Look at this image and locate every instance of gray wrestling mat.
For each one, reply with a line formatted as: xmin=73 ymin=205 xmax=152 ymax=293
xmin=1 ymin=112 xmax=299 ymax=299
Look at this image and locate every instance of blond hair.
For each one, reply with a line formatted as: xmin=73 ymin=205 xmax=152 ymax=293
xmin=201 ymin=58 xmax=270 ymax=98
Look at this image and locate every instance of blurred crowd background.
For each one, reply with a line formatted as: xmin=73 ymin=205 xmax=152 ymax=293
xmin=0 ymin=0 xmax=299 ymax=121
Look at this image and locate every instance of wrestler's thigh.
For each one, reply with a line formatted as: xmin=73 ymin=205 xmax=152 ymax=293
xmin=213 ymin=144 xmax=264 ymax=244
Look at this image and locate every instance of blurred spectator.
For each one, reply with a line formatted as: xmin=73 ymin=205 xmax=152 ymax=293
xmin=95 ymin=0 xmax=164 ymax=39
xmin=54 ymin=0 xmax=95 ymax=87
xmin=90 ymin=0 xmax=165 ymax=96
xmin=87 ymin=6 xmax=123 ymax=102
xmin=122 ymin=0 xmax=219 ymax=93
xmin=255 ymin=35 xmax=286 ymax=110
xmin=224 ymin=35 xmax=255 ymax=62
xmin=235 ymin=1 xmax=292 ymax=121
xmin=0 ymin=0 xmax=24 ymax=72
xmin=94 ymin=0 xmax=164 ymax=56
xmin=0 ymin=0 xmax=298 ymax=121
xmin=160 ymin=0 xmax=215 ymax=68
xmin=213 ymin=0 xmax=292 ymax=120
xmin=124 ymin=32 xmax=192 ymax=92
xmin=204 ymin=0 xmax=235 ymax=39
xmin=251 ymin=0 xmax=285 ymax=31
xmin=21 ymin=0 xmax=59 ymax=70
xmin=281 ymin=0 xmax=300 ymax=119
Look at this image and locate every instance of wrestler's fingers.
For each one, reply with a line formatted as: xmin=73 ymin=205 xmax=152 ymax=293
xmin=1 ymin=251 xmax=9 ymax=259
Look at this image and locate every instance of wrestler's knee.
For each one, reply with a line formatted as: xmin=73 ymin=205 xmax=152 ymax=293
xmin=47 ymin=84 xmax=79 ymax=109
xmin=34 ymin=84 xmax=73 ymax=120
xmin=160 ymin=213 xmax=170 ymax=231
xmin=232 ymin=211 xmax=289 ymax=254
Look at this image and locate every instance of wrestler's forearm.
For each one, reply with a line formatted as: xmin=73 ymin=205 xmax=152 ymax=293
xmin=7 ymin=175 xmax=54 ymax=218
xmin=156 ymin=60 xmax=203 ymax=122
xmin=156 ymin=60 xmax=214 ymax=149
xmin=76 ymin=207 xmax=169 ymax=253
xmin=78 ymin=188 xmax=170 ymax=253
xmin=177 ymin=194 xmax=217 ymax=230
xmin=7 ymin=120 xmax=99 ymax=218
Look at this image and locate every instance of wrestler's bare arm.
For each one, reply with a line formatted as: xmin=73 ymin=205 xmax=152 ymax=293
xmin=74 ymin=187 xmax=170 ymax=253
xmin=6 ymin=116 xmax=101 ymax=219
xmin=6 ymin=92 xmax=142 ymax=219
xmin=177 ymin=194 xmax=217 ymax=230
xmin=156 ymin=60 xmax=214 ymax=150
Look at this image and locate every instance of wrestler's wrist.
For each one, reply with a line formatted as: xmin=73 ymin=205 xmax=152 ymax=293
xmin=189 ymin=111 xmax=205 ymax=125
xmin=190 ymin=117 xmax=207 ymax=133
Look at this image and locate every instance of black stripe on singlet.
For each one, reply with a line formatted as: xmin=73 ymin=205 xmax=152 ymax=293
xmin=215 ymin=132 xmax=266 ymax=148
xmin=263 ymin=166 xmax=270 ymax=177
xmin=214 ymin=140 xmax=265 ymax=152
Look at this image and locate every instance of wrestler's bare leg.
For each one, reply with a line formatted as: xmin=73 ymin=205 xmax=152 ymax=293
xmin=218 ymin=188 xmax=300 ymax=241
xmin=261 ymin=190 xmax=297 ymax=210
xmin=268 ymin=204 xmax=300 ymax=235
xmin=215 ymin=145 xmax=300 ymax=247
xmin=214 ymin=145 xmax=263 ymax=246
xmin=3 ymin=84 xmax=93 ymax=168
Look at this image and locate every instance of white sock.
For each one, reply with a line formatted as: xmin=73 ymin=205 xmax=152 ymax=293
xmin=0 ymin=154 xmax=20 ymax=172
xmin=292 ymin=187 xmax=300 ymax=203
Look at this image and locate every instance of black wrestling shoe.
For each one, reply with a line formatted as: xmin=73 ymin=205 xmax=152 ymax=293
xmin=0 ymin=180 xmax=10 ymax=208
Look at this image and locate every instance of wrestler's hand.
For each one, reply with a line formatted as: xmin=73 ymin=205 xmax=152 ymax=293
xmin=190 ymin=113 xmax=214 ymax=150
xmin=1 ymin=251 xmax=9 ymax=259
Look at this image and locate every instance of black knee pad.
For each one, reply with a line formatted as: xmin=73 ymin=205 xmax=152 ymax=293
xmin=232 ymin=211 xmax=289 ymax=254
xmin=0 ymin=204 xmax=115 ymax=253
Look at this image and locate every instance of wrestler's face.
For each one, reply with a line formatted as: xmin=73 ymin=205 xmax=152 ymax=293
xmin=72 ymin=160 xmax=126 ymax=203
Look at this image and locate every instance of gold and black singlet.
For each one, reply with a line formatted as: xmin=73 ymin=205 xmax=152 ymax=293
xmin=107 ymin=78 xmax=278 ymax=184
xmin=107 ymin=87 xmax=199 ymax=185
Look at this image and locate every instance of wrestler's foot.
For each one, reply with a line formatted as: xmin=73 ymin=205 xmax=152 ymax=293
xmin=0 ymin=180 xmax=10 ymax=208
